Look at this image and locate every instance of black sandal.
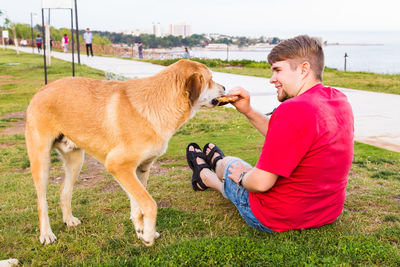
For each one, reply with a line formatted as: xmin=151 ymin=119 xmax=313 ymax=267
xmin=186 ymin=143 xmax=211 ymax=191
xmin=203 ymin=143 xmax=225 ymax=171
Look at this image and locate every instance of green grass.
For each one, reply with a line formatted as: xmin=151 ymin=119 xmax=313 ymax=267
xmin=0 ymin=49 xmax=104 ymax=116
xmin=0 ymin=49 xmax=399 ymax=266
xmin=144 ymin=58 xmax=400 ymax=95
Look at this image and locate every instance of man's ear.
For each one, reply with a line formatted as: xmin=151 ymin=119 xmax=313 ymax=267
xmin=186 ymin=72 xmax=204 ymax=106
xmin=300 ymin=61 xmax=312 ymax=78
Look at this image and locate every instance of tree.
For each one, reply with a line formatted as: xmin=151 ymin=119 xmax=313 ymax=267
xmin=271 ymin=37 xmax=280 ymax=44
xmin=14 ymin=23 xmax=32 ymax=39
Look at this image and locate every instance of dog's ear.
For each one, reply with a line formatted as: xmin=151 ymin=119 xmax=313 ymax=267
xmin=185 ymin=72 xmax=204 ymax=106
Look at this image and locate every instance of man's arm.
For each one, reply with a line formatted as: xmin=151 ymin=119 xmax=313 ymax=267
xmin=228 ymin=87 xmax=270 ymax=136
xmin=228 ymin=161 xmax=278 ymax=193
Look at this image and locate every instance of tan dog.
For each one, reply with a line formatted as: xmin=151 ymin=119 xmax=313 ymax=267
xmin=25 ymin=59 xmax=225 ymax=246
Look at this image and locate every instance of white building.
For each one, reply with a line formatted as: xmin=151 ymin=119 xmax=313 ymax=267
xmin=132 ymin=29 xmax=142 ymax=36
xmin=169 ymin=23 xmax=191 ymax=37
xmin=153 ymin=23 xmax=162 ymax=37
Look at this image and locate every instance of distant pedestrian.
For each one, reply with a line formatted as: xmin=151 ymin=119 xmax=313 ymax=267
xmin=83 ymin=28 xmax=94 ymax=57
xmin=183 ymin=47 xmax=190 ymax=58
xmin=138 ymin=42 xmax=143 ymax=59
xmin=35 ymin=34 xmax=42 ymax=53
xmin=62 ymin=34 xmax=69 ymax=53
xmin=20 ymin=39 xmax=27 ymax=47
xmin=50 ymin=38 xmax=53 ymax=51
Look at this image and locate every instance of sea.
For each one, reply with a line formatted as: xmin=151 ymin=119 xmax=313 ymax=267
xmin=190 ymin=31 xmax=400 ymax=75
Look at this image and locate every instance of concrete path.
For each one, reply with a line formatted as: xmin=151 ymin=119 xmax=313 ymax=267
xmin=8 ymin=47 xmax=400 ymax=152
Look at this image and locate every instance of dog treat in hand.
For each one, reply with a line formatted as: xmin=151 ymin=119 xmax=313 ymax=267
xmin=215 ymin=95 xmax=239 ymax=103
xmin=214 ymin=95 xmax=239 ymax=106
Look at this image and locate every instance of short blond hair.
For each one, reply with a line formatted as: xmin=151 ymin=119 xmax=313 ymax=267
xmin=267 ymin=35 xmax=325 ymax=81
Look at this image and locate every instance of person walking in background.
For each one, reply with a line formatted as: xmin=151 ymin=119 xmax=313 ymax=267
xmin=62 ymin=34 xmax=69 ymax=53
xmin=138 ymin=42 xmax=143 ymax=59
xmin=35 ymin=34 xmax=42 ymax=53
xmin=183 ymin=47 xmax=190 ymax=58
xmin=83 ymin=28 xmax=94 ymax=57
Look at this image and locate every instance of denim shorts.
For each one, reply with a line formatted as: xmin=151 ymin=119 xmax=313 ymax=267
xmin=222 ymin=158 xmax=274 ymax=233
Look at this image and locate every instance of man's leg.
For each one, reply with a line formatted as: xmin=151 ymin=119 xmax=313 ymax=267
xmin=86 ymin=44 xmax=89 ymax=56
xmin=204 ymin=143 xmax=233 ymax=181
xmin=90 ymin=44 xmax=93 ymax=56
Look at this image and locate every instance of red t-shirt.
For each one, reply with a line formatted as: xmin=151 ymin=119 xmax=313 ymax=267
xmin=250 ymin=83 xmax=354 ymax=232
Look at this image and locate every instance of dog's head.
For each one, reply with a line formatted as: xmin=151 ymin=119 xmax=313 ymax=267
xmin=172 ymin=60 xmax=225 ymax=108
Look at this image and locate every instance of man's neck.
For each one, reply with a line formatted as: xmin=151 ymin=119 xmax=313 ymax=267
xmin=297 ymin=79 xmax=321 ymax=96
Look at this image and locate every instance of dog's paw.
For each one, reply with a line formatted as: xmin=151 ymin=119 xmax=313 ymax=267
xmin=139 ymin=236 xmax=155 ymax=247
xmin=64 ymin=216 xmax=81 ymax=227
xmin=39 ymin=232 xmax=57 ymax=244
xmin=0 ymin=258 xmax=19 ymax=267
xmin=135 ymin=227 xmax=144 ymax=239
xmin=139 ymin=230 xmax=159 ymax=247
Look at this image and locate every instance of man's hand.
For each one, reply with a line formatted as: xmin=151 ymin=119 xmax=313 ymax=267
xmin=227 ymin=87 xmax=252 ymax=115
xmin=228 ymin=161 xmax=252 ymax=184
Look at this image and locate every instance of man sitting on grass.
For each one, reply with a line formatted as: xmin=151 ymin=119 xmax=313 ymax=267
xmin=186 ymin=35 xmax=354 ymax=232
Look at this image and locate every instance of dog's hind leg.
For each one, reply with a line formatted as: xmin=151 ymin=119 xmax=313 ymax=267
xmin=25 ymin=129 xmax=56 ymax=244
xmin=57 ymin=147 xmax=84 ymax=227
xmin=105 ymin=148 xmax=158 ymax=246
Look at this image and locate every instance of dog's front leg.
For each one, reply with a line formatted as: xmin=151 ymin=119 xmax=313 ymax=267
xmin=127 ymin=194 xmax=144 ymax=239
xmin=105 ymin=150 xmax=159 ymax=246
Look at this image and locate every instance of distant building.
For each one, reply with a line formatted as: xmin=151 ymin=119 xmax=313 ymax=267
xmin=132 ymin=29 xmax=141 ymax=36
xmin=153 ymin=22 xmax=162 ymax=37
xmin=169 ymin=23 xmax=191 ymax=37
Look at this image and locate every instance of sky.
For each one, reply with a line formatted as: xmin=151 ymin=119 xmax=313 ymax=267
xmin=1 ymin=0 xmax=400 ymax=43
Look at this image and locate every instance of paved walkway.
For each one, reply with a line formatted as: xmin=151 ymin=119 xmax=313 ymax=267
xmin=8 ymin=47 xmax=400 ymax=152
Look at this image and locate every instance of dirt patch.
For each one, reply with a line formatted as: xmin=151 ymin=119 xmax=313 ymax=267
xmin=0 ymin=75 xmax=18 ymax=86
xmin=2 ymin=111 xmax=25 ymax=119
xmin=157 ymin=199 xmax=172 ymax=208
xmin=76 ymin=154 xmax=108 ymax=188
xmin=0 ymin=142 xmax=16 ymax=149
xmin=0 ymin=120 xmax=25 ymax=136
xmin=151 ymin=159 xmax=174 ymax=176
xmin=0 ymin=112 xmax=26 ymax=136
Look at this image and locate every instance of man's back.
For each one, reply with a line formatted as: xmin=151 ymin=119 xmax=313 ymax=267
xmin=250 ymin=83 xmax=354 ymax=232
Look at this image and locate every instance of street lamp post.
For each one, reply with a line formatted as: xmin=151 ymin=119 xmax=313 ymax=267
xmin=344 ymin=52 xmax=349 ymax=72
xmin=74 ymin=0 xmax=80 ymax=64
xmin=30 ymin=12 xmax=37 ymax=53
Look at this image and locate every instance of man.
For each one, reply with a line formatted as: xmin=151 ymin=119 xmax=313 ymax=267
xmin=83 ymin=28 xmax=93 ymax=57
xmin=186 ymin=35 xmax=354 ymax=232
xmin=35 ymin=34 xmax=42 ymax=53
xmin=138 ymin=42 xmax=143 ymax=59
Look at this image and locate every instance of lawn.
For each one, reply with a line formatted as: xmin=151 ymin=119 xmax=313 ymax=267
xmin=0 ymin=49 xmax=399 ymax=266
